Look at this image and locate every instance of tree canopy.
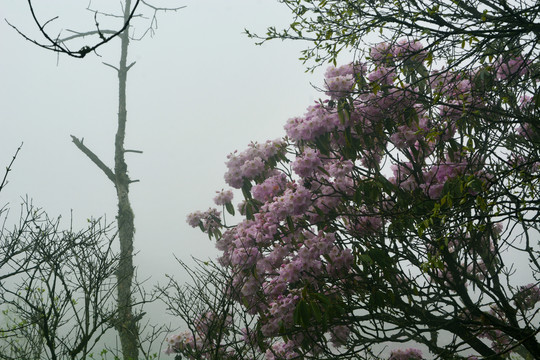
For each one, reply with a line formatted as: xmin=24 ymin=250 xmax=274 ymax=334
xmin=160 ymin=1 xmax=540 ymax=359
xmin=164 ymin=36 xmax=540 ymax=359
xmin=247 ymin=0 xmax=540 ymax=74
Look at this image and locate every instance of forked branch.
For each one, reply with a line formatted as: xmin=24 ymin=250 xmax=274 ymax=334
xmin=5 ymin=0 xmax=142 ymax=58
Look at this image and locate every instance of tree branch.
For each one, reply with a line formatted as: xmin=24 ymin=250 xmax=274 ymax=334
xmin=7 ymin=0 xmax=143 ymax=58
xmin=0 ymin=143 xmax=23 ymax=193
xmin=70 ymin=135 xmax=115 ymax=183
xmin=60 ymin=30 xmax=117 ymax=43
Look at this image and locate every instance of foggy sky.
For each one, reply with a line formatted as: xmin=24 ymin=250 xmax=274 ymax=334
xmin=0 ymin=0 xmax=331 ymax=276
xmin=0 ymin=0 xmax=340 ymax=332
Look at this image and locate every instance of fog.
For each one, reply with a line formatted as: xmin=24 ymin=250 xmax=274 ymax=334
xmin=0 ymin=0 xmax=334 ymax=351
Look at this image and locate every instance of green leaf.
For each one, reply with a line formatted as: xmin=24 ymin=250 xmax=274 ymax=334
xmin=314 ymin=134 xmax=331 ymax=155
xmin=353 ymin=183 xmax=364 ymax=205
xmin=325 ymin=29 xmax=333 ymax=39
xmin=476 ymin=196 xmax=488 ymax=211
xmin=357 ymin=253 xmax=373 ymax=266
xmin=241 ymin=180 xmax=252 ymax=200
xmin=311 ymin=302 xmax=322 ymax=322
xmin=286 ymin=216 xmax=295 ymax=232
xmin=313 ymin=292 xmax=331 ymax=306
xmin=533 ymin=92 xmax=540 ymax=109
xmin=294 ymin=300 xmax=311 ymax=328
xmin=369 ymin=290 xmax=386 ymax=308
xmin=245 ymin=202 xmax=254 ymax=220
xmin=225 ymin=202 xmax=235 ymax=216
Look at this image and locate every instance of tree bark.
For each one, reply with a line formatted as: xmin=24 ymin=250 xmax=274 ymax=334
xmin=114 ymin=0 xmax=139 ymax=359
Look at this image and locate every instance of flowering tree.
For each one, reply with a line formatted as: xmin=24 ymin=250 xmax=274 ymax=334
xmin=248 ymin=0 xmax=540 ymax=75
xmin=167 ymin=40 xmax=540 ymax=360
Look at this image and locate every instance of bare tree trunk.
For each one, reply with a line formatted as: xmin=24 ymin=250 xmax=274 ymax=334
xmin=68 ymin=1 xmax=183 ymax=358
xmin=114 ymin=1 xmax=139 ymax=359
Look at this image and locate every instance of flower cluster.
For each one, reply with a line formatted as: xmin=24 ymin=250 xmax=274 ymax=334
xmin=164 ymin=331 xmax=201 ymax=355
xmin=265 ymin=340 xmax=299 ymax=360
xmin=251 ymin=173 xmax=287 ymax=203
xmin=495 ymin=56 xmax=530 ymax=80
xmin=224 ymin=139 xmax=285 ymax=188
xmin=186 ymin=208 xmax=221 ymax=232
xmin=324 ymin=63 xmax=366 ymax=99
xmin=284 ymin=103 xmax=340 ymax=142
xmin=389 ymin=348 xmax=423 ymax=360
xmin=515 ymin=283 xmax=540 ymax=310
xmin=171 ymin=40 xmax=540 ymax=360
xmin=213 ymin=189 xmax=234 ymax=206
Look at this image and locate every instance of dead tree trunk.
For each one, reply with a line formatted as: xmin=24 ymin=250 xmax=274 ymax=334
xmin=71 ymin=1 xmax=140 ymax=358
xmin=114 ymin=1 xmax=139 ymax=359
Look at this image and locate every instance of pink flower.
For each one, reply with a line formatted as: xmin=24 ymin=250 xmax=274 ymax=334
xmin=265 ymin=340 xmax=299 ymax=360
xmin=368 ymin=66 xmax=395 ymax=85
xmin=186 ymin=211 xmax=203 ymax=228
xmin=265 ymin=185 xmax=312 ymax=219
xmin=326 ymin=247 xmax=353 ymax=276
xmin=186 ymin=208 xmax=221 ymax=232
xmin=392 ymin=39 xmax=427 ymax=62
xmin=252 ymin=173 xmax=287 ymax=203
xmin=261 ymin=294 xmax=299 ymax=336
xmin=284 ymin=103 xmax=337 ymax=141
xmin=324 ymin=63 xmax=365 ymax=78
xmin=515 ymin=283 xmax=540 ymax=310
xmin=241 ymin=157 xmax=265 ymax=179
xmin=330 ymin=325 xmax=350 ymax=347
xmin=164 ymin=331 xmax=201 ymax=354
xmin=224 ymin=140 xmax=286 ymax=188
xmin=325 ymin=74 xmax=355 ymax=99
xmin=213 ymin=189 xmax=234 ymax=205
xmin=496 ymin=56 xmax=530 ymax=80
xmin=389 ymin=348 xmax=423 ymax=360
xmin=326 ymin=159 xmax=354 ymax=178
xmin=292 ymin=148 xmax=322 ymax=177
xmin=370 ymin=42 xmax=393 ymax=63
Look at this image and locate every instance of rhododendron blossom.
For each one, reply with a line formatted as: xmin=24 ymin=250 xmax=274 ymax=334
xmin=213 ymin=189 xmax=234 ymax=206
xmin=515 ymin=283 xmax=540 ymax=310
xmin=168 ymin=40 xmax=540 ymax=360
xmin=496 ymin=56 xmax=530 ymax=80
xmin=389 ymin=348 xmax=423 ymax=360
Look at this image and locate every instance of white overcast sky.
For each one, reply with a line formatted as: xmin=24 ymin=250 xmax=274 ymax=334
xmin=0 ymin=0 xmax=340 ymax=283
xmin=0 ymin=0 xmax=344 ymax=330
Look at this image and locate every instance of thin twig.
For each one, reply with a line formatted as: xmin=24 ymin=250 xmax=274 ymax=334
xmin=0 ymin=143 xmax=23 ymax=193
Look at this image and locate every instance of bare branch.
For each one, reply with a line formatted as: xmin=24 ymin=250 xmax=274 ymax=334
xmin=70 ymin=135 xmax=116 ymax=183
xmin=126 ymin=61 xmax=136 ymax=71
xmin=0 ymin=143 xmax=23 ymax=194
xmin=102 ymin=62 xmax=119 ymax=72
xmin=141 ymin=1 xmax=186 ymax=12
xmin=132 ymin=1 xmax=186 ymax=41
xmin=8 ymin=0 xmax=143 ymax=58
xmin=60 ymin=29 xmax=117 ymax=43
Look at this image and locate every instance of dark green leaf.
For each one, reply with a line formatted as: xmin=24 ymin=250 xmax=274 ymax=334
xmin=225 ymin=202 xmax=235 ymax=216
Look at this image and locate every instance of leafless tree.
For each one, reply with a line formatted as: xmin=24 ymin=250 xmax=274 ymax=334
xmin=157 ymin=258 xmax=265 ymax=360
xmin=52 ymin=1 xmax=184 ymax=359
xmin=0 ymin=144 xmax=37 ymax=282
xmin=0 ymin=202 xmax=119 ymax=360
